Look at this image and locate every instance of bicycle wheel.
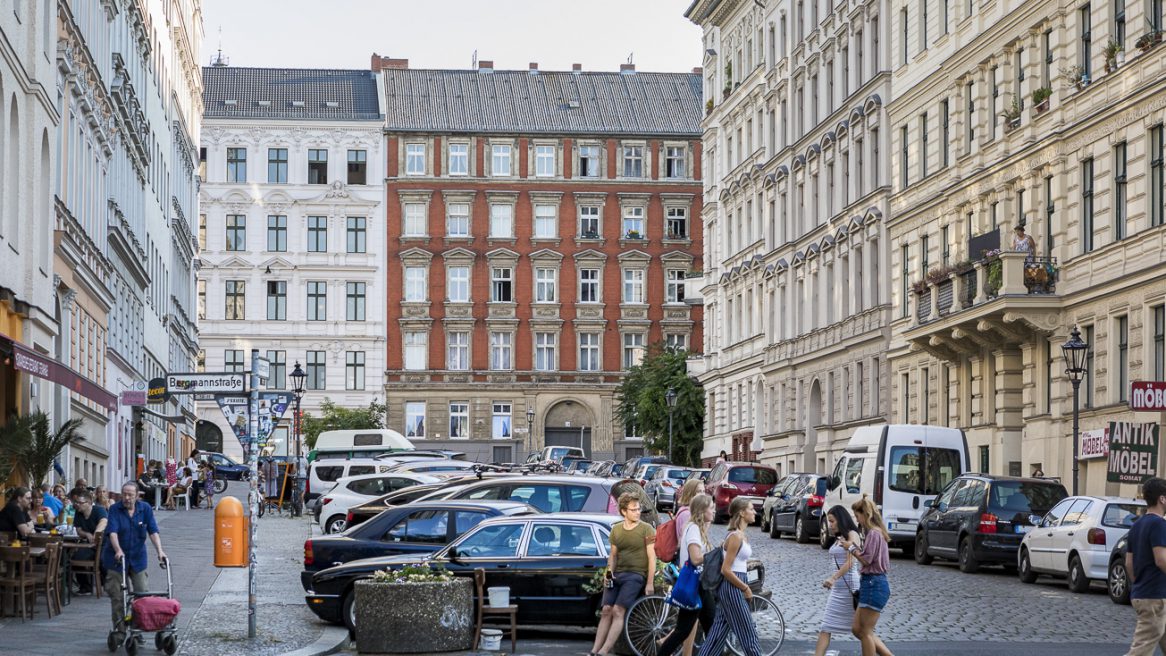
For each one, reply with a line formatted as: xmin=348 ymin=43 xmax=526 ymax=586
xmin=623 ymin=595 xmax=676 ymax=656
xmin=726 ymin=595 xmax=785 ymax=656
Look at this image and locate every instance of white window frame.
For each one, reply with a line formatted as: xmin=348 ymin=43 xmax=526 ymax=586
xmin=492 ymin=144 xmax=512 ymax=176
xmin=623 ymin=206 xmax=645 ymax=237
xmin=447 ymin=202 xmax=470 ymax=237
xmin=623 ymin=268 xmax=646 ymax=304
xmin=534 ymin=204 xmax=558 ymax=238
xmin=535 ymin=332 xmax=557 ymax=371
xmin=405 ymin=401 xmax=426 ymax=438
xmin=622 ymin=145 xmax=644 ymax=178
xmin=623 ymin=333 xmax=645 ymax=369
xmin=448 ymin=143 xmax=469 ymax=176
xmin=579 ymin=206 xmax=601 ymax=237
xmin=404 ymin=203 xmax=427 ymax=236
xmin=405 ymin=143 xmax=426 ymax=176
xmin=404 ymin=331 xmax=427 ymax=370
xmin=492 ymin=403 xmax=512 ymax=439
xmin=449 ymin=402 xmax=470 ymax=439
xmin=490 ymin=331 xmax=513 ymax=370
xmin=535 ymin=145 xmax=556 ymax=177
xmin=345 ymin=351 xmax=366 ymax=390
xmin=666 ymin=333 xmax=689 ymax=351
xmin=579 ymin=268 xmax=600 ymax=303
xmin=447 ymin=331 xmax=470 ymax=370
xmin=405 ymin=266 xmax=428 ymax=302
xmin=491 ymin=267 xmax=513 ymax=302
xmin=490 ymin=204 xmax=514 ymax=238
xmin=579 ymin=144 xmax=601 ymax=177
xmin=665 ymin=146 xmax=686 ymax=178
xmin=666 ymin=207 xmax=688 ymax=239
xmin=666 ymin=269 xmax=686 ymax=304
xmin=447 ymin=266 xmax=470 ymax=302
xmin=579 ymin=333 xmax=600 ymax=371
xmin=535 ymin=268 xmax=557 ymax=303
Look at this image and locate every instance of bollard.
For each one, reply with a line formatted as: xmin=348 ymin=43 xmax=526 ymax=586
xmin=214 ymin=496 xmax=248 ymax=567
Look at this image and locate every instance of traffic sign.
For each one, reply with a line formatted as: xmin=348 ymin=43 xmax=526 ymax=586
xmin=166 ymin=372 xmax=246 ymax=395
xmin=257 ymin=357 xmax=270 ymax=381
xmin=1130 ymin=381 xmax=1166 ymax=411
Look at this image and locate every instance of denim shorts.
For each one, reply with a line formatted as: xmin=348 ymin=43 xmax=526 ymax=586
xmin=601 ymin=571 xmax=645 ymax=610
xmin=858 ymin=573 xmax=890 ymax=612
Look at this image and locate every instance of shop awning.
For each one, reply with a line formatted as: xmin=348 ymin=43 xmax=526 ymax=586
xmin=1 ymin=333 xmax=117 ymax=412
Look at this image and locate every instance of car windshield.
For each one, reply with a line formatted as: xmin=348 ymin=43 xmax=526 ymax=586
xmin=664 ymin=469 xmax=689 ymax=481
xmin=451 ymin=523 xmax=525 ymax=558
xmin=729 ymin=467 xmax=777 ymax=484
xmin=1103 ymin=503 xmax=1146 ymax=528
xmin=642 ymin=466 xmax=661 ymax=479
xmin=988 ymin=481 xmax=1067 ymax=518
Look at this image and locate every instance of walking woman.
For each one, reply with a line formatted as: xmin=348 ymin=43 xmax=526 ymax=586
xmin=814 ymin=506 xmax=862 ymax=656
xmin=672 ymin=479 xmax=705 ymax=542
xmin=657 ymin=493 xmax=717 ymax=656
xmin=697 ymin=497 xmax=762 ymax=656
xmin=590 ymin=492 xmax=656 ymax=656
xmin=838 ymin=496 xmax=894 ymax=656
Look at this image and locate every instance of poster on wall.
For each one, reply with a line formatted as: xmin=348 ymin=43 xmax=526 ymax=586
xmin=1107 ymin=421 xmax=1161 ymax=484
xmin=216 ymin=392 xmax=293 ymax=447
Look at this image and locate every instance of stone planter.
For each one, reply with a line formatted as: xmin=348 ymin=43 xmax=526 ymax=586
xmin=355 ymin=577 xmax=473 ymax=654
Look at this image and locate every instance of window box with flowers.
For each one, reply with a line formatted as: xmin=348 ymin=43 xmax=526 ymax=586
xmin=1061 ymin=65 xmax=1089 ymax=92
xmin=1137 ymin=30 xmax=1164 ymax=52
xmin=624 ymin=230 xmax=644 ymax=240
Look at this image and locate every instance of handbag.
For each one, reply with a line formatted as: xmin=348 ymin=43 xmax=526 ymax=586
xmin=666 ymin=560 xmax=702 ymax=610
xmin=700 ymin=544 xmax=725 ymax=592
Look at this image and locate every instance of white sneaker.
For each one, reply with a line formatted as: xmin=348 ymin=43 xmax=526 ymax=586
xmin=824 ymin=650 xmax=840 ymax=656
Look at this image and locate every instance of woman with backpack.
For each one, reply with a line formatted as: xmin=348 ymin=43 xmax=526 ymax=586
xmin=656 ymin=493 xmax=717 ymax=656
xmin=697 ymin=497 xmax=762 ymax=656
xmin=814 ymin=505 xmax=862 ymax=656
xmin=837 ymin=496 xmax=894 ymax=656
xmin=670 ymin=479 xmax=705 ymax=553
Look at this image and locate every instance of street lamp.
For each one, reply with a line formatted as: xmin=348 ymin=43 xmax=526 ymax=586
xmin=1061 ymin=327 xmax=1089 ymax=496
xmin=526 ymin=407 xmax=535 ymax=459
xmin=289 ymin=361 xmax=307 ymax=516
xmin=665 ymin=387 xmax=678 ymax=463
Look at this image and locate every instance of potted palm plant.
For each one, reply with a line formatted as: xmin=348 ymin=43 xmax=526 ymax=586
xmin=4 ymin=411 xmax=84 ymax=486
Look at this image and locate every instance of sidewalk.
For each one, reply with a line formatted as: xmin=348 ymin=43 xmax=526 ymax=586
xmin=0 ymin=483 xmax=331 ymax=656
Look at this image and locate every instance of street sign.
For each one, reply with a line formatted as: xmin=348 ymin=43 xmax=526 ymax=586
xmin=147 ymin=377 xmax=168 ymax=404
xmin=1107 ymin=421 xmax=1160 ymax=484
xmin=256 ymin=357 xmax=270 ymax=381
xmin=120 ymin=391 xmax=148 ymax=407
xmin=166 ymin=372 xmax=245 ymax=395
xmin=1130 ymin=381 xmax=1166 ymax=411
xmin=1080 ymin=427 xmax=1110 ymax=460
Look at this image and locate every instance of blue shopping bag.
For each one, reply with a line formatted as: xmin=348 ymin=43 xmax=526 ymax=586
xmin=665 ymin=561 xmax=702 ymax=610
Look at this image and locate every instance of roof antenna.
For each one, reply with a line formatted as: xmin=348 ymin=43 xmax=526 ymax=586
xmin=210 ymin=27 xmax=229 ymax=67
xmin=627 ymin=52 xmax=634 ymax=65
xmin=471 ymin=49 xmax=478 ymax=69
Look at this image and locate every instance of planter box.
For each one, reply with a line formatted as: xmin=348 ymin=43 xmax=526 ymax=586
xmin=1033 ymin=99 xmax=1050 ymax=115
xmin=355 ymin=578 xmax=473 ymax=654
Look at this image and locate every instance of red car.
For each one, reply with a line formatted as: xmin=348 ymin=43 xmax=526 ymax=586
xmin=705 ymin=462 xmax=779 ymax=523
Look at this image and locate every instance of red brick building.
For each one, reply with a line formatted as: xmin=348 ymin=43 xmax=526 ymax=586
xmin=375 ymin=55 xmax=704 ymax=463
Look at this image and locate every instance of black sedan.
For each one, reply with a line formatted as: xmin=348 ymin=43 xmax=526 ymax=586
xmin=768 ymin=474 xmax=828 ymax=543
xmin=305 ymin=513 xmax=621 ymax=632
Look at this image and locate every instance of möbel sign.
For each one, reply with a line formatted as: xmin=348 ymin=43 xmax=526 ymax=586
xmin=166 ymin=372 xmax=245 ymax=395
xmin=1130 ymin=381 xmax=1166 ymax=411
xmin=1107 ymin=421 xmax=1160 ymax=484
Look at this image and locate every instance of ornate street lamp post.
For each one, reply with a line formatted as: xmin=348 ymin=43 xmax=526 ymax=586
xmin=1061 ymin=327 xmax=1089 ymax=496
xmin=290 ymin=362 xmax=307 ymax=516
xmin=526 ymin=407 xmax=535 ymax=459
xmin=665 ymin=387 xmax=678 ymax=463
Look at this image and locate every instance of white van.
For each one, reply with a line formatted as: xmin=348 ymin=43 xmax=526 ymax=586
xmin=819 ymin=424 xmax=970 ymax=555
xmin=311 ymin=429 xmax=414 ymax=461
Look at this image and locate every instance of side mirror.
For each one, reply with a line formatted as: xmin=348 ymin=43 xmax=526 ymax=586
xmin=1029 ymin=514 xmax=1044 ymax=527
xmin=447 ymin=547 xmax=462 ymax=564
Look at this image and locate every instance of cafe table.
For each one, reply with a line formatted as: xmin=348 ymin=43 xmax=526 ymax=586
xmin=59 ymin=538 xmax=91 ymax=605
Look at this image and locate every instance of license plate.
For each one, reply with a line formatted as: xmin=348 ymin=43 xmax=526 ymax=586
xmin=746 ymin=569 xmax=759 ymax=583
xmin=1015 ymin=525 xmax=1032 ymax=534
xmin=887 ymin=522 xmax=895 ymax=530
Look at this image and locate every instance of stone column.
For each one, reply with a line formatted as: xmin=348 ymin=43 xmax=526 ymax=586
xmin=994 ymin=347 xmax=1025 ymax=475
xmin=999 ymin=251 xmax=1028 ymax=295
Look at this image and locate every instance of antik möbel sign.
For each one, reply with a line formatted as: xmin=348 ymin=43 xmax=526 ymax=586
xmin=1131 ymin=381 xmax=1166 ymax=411
xmin=1107 ymin=421 xmax=1160 ymax=484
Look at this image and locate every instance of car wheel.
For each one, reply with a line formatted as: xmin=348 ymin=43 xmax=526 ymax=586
xmin=795 ymin=515 xmax=810 ymax=544
xmin=914 ymin=532 xmax=933 ymax=565
xmin=1067 ymin=555 xmax=1091 ymax=593
xmin=768 ymin=512 xmax=781 ymax=539
xmin=325 ymin=515 xmax=346 ymax=535
xmin=819 ymin=519 xmax=832 ymax=550
xmin=1018 ymin=548 xmax=1038 ymax=584
xmin=342 ymin=589 xmax=357 ymax=634
xmin=958 ymin=537 xmax=980 ymax=573
xmin=212 ymin=479 xmax=226 ymax=495
xmin=760 ymin=510 xmax=770 ymax=533
xmin=1110 ymin=556 xmax=1131 ymax=605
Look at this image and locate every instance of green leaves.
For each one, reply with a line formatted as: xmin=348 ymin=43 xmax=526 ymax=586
xmin=615 ymin=345 xmax=705 ymax=467
xmin=301 ymin=398 xmax=387 ymax=450
xmin=0 ymin=411 xmax=84 ymax=486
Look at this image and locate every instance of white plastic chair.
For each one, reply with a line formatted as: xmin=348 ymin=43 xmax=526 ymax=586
xmin=174 ymin=487 xmax=190 ymax=510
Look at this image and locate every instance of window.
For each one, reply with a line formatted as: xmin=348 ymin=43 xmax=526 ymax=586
xmin=404 ymin=203 xmax=427 ymax=237
xmin=308 ymin=148 xmax=328 ymax=184
xmin=268 ymin=148 xmax=288 ymax=183
xmin=1082 ymin=157 xmax=1094 ymax=253
xmin=307 ymin=216 xmax=328 ymax=252
xmin=623 ymin=333 xmax=645 ymax=369
xmin=265 ymin=350 xmax=286 ymax=390
xmin=490 ymin=204 xmax=513 ymax=238
xmin=490 ymin=332 xmax=512 ymax=370
xmin=307 ymin=281 xmax=327 ymax=320
xmin=226 ymin=215 xmax=246 ymax=251
xmin=887 ymin=446 xmax=962 ymax=495
xmin=405 ymin=143 xmax=425 ymax=175
xmin=665 ymin=146 xmax=686 ymax=178
xmin=666 ymin=207 xmax=688 ymax=239
xmin=448 ymin=332 xmax=469 ymax=371
xmin=535 ymin=333 xmax=557 ymax=371
xmin=535 ymin=268 xmax=557 ymax=303
xmin=900 ymin=244 xmax=910 ymax=318
xmin=447 ymin=203 xmax=470 ymax=237
xmin=492 ymin=403 xmax=512 ymax=439
xmin=384 ymin=509 xmax=449 ymax=544
xmin=920 ymin=0 xmax=928 ymax=49
xmin=346 ymin=351 xmax=366 ymax=390
xmin=346 ymin=282 xmax=366 ymax=321
xmin=227 ymin=147 xmax=247 ymax=182
xmin=921 ymin=234 xmax=930 ymax=275
xmin=347 ymin=149 xmax=367 ymax=184
xmin=578 ymin=333 xmax=600 ymax=371
xmin=579 ymin=145 xmax=600 ymax=177
xmin=1114 ymin=142 xmax=1127 ymax=240
xmin=307 ymin=350 xmax=326 ymax=390
xmin=920 ymin=114 xmax=928 ymax=178
xmin=1117 ymin=316 xmax=1129 ymax=402
xmin=404 ymin=266 xmax=427 ymax=302
xmin=900 ymin=125 xmax=909 ymax=189
xmin=579 ymin=206 xmax=600 ymax=237
xmin=623 ymin=269 xmax=645 ymax=304
xmin=1043 ymin=30 xmax=1053 ymax=89
xmin=666 ymin=270 xmax=686 ymax=304
xmin=990 ymin=67 xmax=998 ymax=140
xmin=534 ymin=205 xmax=557 ymax=238
xmin=455 ymin=522 xmax=524 ymax=558
xmin=535 ymin=145 xmax=555 ymax=177
xmin=198 ymin=215 xmax=207 ymax=250
xmin=492 ymin=144 xmax=512 ymax=176
xmin=346 ymin=217 xmax=366 ymax=253
xmin=445 ymin=402 xmax=468 ymax=438
xmin=224 ymin=349 xmax=244 ymax=373
xmin=1153 ymin=305 xmax=1165 ymax=380
xmin=1080 ymin=5 xmax=1092 ymax=78
xmin=579 ymin=268 xmax=599 ymax=303
xmin=666 ymin=333 xmax=688 ymax=351
xmin=965 ymin=81 xmax=975 ymax=149
xmin=266 ymin=215 xmax=286 ymax=252
xmin=448 ymin=266 xmax=470 ymax=302
xmin=405 ymin=402 xmax=426 ymax=438
xmin=1045 ymin=175 xmax=1056 ymax=255
xmin=622 ymin=146 xmax=644 ymax=178
xmin=1154 ymin=0 xmax=1165 ymax=32
xmin=225 ymin=281 xmax=245 ymax=320
xmin=901 ymin=8 xmax=909 ymax=65
xmin=1153 ymin=125 xmax=1165 ymax=227
xmin=622 ymin=206 xmax=645 ymax=237
xmin=491 ymin=267 xmax=513 ymax=302
xmin=197 ymin=280 xmax=206 ymax=320
xmin=448 ymin=143 xmax=468 ymax=176
xmin=404 ymin=332 xmax=427 ymax=370
xmin=266 ymin=281 xmax=286 ymax=320
xmin=1084 ymin=325 xmax=1095 ymax=407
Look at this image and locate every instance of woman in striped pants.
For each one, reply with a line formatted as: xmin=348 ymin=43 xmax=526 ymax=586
xmin=697 ymin=497 xmax=762 ymax=656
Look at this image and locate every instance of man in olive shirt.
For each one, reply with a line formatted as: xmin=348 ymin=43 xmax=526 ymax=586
xmin=0 ymin=487 xmax=34 ymax=537
xmin=591 ymin=492 xmax=656 ymax=656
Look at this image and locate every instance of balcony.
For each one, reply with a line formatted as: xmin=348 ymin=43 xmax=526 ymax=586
xmin=684 ymin=271 xmax=704 ymax=306
xmin=904 ymin=252 xmax=1062 ymax=360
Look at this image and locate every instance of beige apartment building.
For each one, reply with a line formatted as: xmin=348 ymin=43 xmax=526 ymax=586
xmin=886 ymin=0 xmax=1166 ymax=495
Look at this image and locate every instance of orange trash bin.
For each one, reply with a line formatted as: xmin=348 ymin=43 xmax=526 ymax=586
xmin=214 ymin=496 xmax=248 ymax=567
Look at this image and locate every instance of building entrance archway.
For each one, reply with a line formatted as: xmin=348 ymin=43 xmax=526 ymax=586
xmin=543 ymin=400 xmax=594 ymax=458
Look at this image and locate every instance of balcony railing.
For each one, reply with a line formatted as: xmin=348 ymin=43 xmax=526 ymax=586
xmin=914 ymin=252 xmax=1059 ymax=325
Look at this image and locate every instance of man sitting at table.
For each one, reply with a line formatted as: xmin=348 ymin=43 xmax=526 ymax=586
xmin=0 ymin=487 xmax=34 ymax=537
xmin=136 ymin=468 xmax=158 ymax=507
xmin=39 ymin=482 xmax=64 ymax=519
xmin=71 ymin=491 xmax=108 ymax=594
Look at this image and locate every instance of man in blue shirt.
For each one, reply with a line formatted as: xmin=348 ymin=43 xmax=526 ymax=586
xmin=39 ymin=483 xmax=63 ymax=518
xmin=1126 ymin=477 xmax=1166 ymax=656
xmin=102 ymin=482 xmax=168 ymax=640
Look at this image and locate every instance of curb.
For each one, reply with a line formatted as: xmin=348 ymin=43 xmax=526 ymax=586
xmin=278 ymin=625 xmax=351 ymax=656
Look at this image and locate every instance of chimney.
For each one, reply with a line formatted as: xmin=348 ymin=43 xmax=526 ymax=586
xmin=478 ymin=60 xmax=494 ymax=73
xmin=692 ymin=67 xmax=703 ymax=75
xmin=529 ymin=62 xmax=539 ymax=74
xmin=370 ymin=54 xmax=408 ymax=72
xmin=572 ymin=63 xmax=582 ymax=74
xmin=620 ymin=63 xmax=636 ymax=75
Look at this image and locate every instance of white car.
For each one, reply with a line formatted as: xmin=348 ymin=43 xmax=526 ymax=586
xmin=387 ymin=460 xmax=481 ymax=475
xmin=318 ymin=472 xmax=441 ymax=534
xmin=1018 ymin=494 xmax=1145 ymax=592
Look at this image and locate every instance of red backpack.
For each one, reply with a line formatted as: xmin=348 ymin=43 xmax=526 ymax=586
xmin=655 ymin=515 xmax=679 ymax=562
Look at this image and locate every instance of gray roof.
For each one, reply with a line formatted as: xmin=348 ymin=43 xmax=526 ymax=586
xmin=382 ymin=69 xmax=703 ymax=136
xmin=202 ymin=67 xmax=382 ymax=121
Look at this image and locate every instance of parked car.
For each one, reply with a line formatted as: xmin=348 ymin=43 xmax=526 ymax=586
xmin=585 ymin=461 xmax=613 ymax=476
xmin=1109 ymin=533 xmax=1130 ymax=605
xmin=767 ymin=474 xmax=827 ymax=543
xmin=565 ymin=459 xmax=594 ymax=474
xmin=385 ymin=460 xmax=482 ymax=475
xmin=606 ymin=463 xmax=626 ymax=478
xmin=685 ymin=468 xmax=711 ymax=482
xmin=761 ymin=474 xmax=809 ymax=537
xmin=644 ymin=467 xmax=693 ymax=512
xmin=317 ymin=473 xmax=441 ymax=534
xmin=417 ymin=475 xmax=618 ymax=515
xmin=306 ymin=458 xmax=400 ymax=511
xmin=631 ymin=463 xmax=668 ymax=487
xmin=301 ymin=500 xmax=536 ymax=590
xmin=202 ymin=452 xmax=249 ymax=483
xmin=705 ymin=462 xmax=779 ymax=523
xmin=1018 ymin=495 xmax=1144 ymax=592
xmin=524 ymin=446 xmax=587 ymax=464
xmin=915 ymin=474 xmax=1068 ymax=572
xmin=820 ymin=424 xmax=970 ymax=554
xmin=621 ymin=455 xmax=671 ymax=481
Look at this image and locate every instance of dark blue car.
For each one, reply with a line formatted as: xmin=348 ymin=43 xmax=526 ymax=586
xmin=203 ymin=452 xmax=249 ymax=490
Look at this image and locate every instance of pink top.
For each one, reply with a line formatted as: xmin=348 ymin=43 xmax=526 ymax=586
xmin=858 ymin=529 xmax=890 ymax=575
xmin=674 ymin=505 xmax=691 ymax=542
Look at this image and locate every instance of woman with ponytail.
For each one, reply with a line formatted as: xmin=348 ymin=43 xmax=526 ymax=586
xmin=657 ymin=493 xmax=717 ymax=656
xmin=837 ymin=496 xmax=894 ymax=656
xmin=697 ymin=497 xmax=762 ymax=656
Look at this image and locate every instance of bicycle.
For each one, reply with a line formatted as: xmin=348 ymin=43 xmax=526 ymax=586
xmin=624 ymin=587 xmax=785 ymax=656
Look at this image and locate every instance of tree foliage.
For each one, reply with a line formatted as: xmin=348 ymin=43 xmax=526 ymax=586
xmin=0 ymin=411 xmax=84 ymax=486
xmin=615 ymin=345 xmax=705 ymax=467
xmin=302 ymin=398 xmax=387 ymax=450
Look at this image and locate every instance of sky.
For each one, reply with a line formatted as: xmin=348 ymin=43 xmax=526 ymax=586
xmin=201 ymin=0 xmax=704 ymax=73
